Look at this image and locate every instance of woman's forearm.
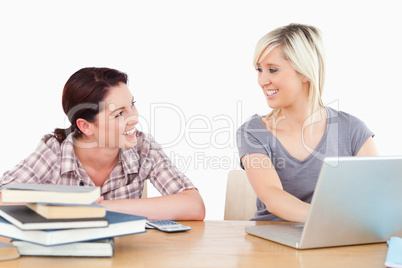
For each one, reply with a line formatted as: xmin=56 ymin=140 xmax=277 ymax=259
xmin=101 ymin=188 xmax=205 ymax=220
xmin=260 ymin=186 xmax=310 ymax=223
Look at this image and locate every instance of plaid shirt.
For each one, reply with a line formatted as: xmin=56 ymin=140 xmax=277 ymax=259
xmin=0 ymin=132 xmax=194 ymax=199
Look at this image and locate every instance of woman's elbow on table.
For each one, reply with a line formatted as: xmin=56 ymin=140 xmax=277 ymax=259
xmin=181 ymin=188 xmax=206 ymax=220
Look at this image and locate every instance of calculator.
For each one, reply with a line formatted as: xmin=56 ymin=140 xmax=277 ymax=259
xmin=146 ymin=220 xmax=191 ymax=233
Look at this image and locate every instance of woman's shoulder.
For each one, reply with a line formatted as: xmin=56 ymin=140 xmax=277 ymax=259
xmin=236 ymin=114 xmax=276 ymax=150
xmin=0 ymin=133 xmax=63 ymax=185
xmin=18 ymin=133 xmax=63 ymax=173
xmin=35 ymin=133 xmax=63 ymax=155
xmin=237 ymin=114 xmax=266 ymax=133
xmin=326 ymin=107 xmax=367 ymax=126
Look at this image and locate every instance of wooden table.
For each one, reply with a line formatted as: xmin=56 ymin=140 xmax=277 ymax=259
xmin=0 ymin=221 xmax=388 ymax=267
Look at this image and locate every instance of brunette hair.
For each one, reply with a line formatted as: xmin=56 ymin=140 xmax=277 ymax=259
xmin=54 ymin=67 xmax=128 ymax=143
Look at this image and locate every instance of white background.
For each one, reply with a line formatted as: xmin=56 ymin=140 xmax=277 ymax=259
xmin=1 ymin=0 xmax=401 ymax=220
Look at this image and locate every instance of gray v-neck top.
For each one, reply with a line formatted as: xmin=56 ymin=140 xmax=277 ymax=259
xmin=236 ymin=107 xmax=374 ymax=221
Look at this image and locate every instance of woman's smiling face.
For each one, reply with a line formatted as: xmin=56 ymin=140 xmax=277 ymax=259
xmin=92 ymin=82 xmax=139 ymax=148
xmin=257 ymin=46 xmax=309 ymax=111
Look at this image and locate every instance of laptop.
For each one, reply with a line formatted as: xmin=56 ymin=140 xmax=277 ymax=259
xmin=245 ymin=156 xmax=402 ymax=249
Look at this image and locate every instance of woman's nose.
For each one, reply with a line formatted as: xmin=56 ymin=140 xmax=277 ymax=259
xmin=127 ymin=108 xmax=139 ymax=125
xmin=258 ymin=72 xmax=271 ymax=88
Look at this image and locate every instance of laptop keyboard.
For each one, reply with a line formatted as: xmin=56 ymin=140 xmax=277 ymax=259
xmin=287 ymin=231 xmax=302 ymax=238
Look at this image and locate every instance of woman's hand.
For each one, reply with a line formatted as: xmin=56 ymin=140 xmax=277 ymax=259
xmin=95 ymin=196 xmax=104 ymax=204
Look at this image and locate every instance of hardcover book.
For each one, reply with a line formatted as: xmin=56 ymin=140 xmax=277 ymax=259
xmin=26 ymin=202 xmax=106 ymax=219
xmin=0 ymin=205 xmax=108 ymax=230
xmin=0 ymin=210 xmax=146 ymax=246
xmin=1 ymin=183 xmax=100 ymax=205
xmin=12 ymin=238 xmax=114 ymax=257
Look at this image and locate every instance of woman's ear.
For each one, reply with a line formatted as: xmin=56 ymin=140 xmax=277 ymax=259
xmin=302 ymin=76 xmax=309 ymax=83
xmin=76 ymin=119 xmax=93 ymax=136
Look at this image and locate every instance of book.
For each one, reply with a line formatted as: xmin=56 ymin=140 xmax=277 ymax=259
xmin=0 ymin=206 xmax=108 ymax=230
xmin=26 ymin=202 xmax=106 ymax=219
xmin=0 ymin=242 xmax=20 ymax=262
xmin=12 ymin=238 xmax=114 ymax=257
xmin=0 ymin=210 xmax=146 ymax=246
xmin=1 ymin=183 xmax=100 ymax=205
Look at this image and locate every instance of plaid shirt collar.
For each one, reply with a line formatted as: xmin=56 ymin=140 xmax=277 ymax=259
xmin=59 ymin=134 xmax=139 ymax=176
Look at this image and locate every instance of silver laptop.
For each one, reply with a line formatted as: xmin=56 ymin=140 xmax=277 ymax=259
xmin=245 ymin=156 xmax=402 ymax=249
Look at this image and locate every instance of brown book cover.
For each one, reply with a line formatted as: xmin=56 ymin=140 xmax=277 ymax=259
xmin=26 ymin=203 xmax=106 ymax=219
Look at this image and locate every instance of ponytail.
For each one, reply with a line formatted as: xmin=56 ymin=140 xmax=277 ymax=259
xmin=53 ymin=125 xmax=82 ymax=144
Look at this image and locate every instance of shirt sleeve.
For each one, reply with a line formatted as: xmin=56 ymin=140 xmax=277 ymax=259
xmin=0 ymin=134 xmax=60 ymax=188
xmin=140 ymin=134 xmax=195 ymax=195
xmin=236 ymin=118 xmax=272 ymax=169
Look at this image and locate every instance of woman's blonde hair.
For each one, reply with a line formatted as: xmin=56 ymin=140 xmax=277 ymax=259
xmin=254 ymin=23 xmax=325 ymax=119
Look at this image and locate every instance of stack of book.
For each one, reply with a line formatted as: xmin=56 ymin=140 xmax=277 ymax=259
xmin=0 ymin=183 xmax=146 ymax=257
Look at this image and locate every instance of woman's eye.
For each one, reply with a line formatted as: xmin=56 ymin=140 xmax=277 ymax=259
xmin=131 ymin=101 xmax=136 ymax=107
xmin=115 ymin=111 xmax=123 ymax=118
xmin=256 ymin=67 xmax=277 ymax=73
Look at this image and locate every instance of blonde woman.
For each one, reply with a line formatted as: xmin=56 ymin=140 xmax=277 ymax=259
xmin=237 ymin=24 xmax=378 ymax=222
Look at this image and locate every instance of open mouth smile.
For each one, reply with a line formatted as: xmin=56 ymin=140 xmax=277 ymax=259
xmin=266 ymin=89 xmax=279 ymax=98
xmin=123 ymin=128 xmax=136 ymax=136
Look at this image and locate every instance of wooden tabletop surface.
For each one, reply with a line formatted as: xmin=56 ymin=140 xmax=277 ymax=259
xmin=0 ymin=220 xmax=388 ymax=267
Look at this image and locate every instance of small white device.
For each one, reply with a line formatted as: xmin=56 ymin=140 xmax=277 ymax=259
xmin=146 ymin=220 xmax=191 ymax=233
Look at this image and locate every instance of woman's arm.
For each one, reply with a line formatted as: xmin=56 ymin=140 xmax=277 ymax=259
xmin=1 ymin=188 xmax=205 ymax=220
xmin=356 ymin=137 xmax=378 ymax=156
xmin=100 ymin=188 xmax=205 ymax=220
xmin=242 ymin=153 xmax=310 ymax=223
